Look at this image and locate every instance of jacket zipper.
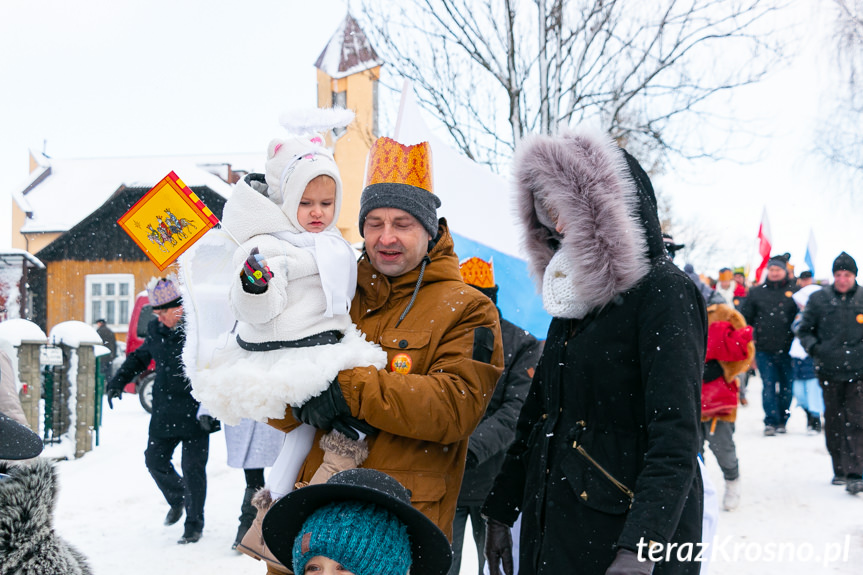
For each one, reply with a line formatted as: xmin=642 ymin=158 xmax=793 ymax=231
xmin=572 ymin=440 xmax=635 ymax=504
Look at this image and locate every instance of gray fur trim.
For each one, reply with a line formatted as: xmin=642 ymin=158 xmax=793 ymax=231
xmin=514 ymin=129 xmax=650 ymax=311
xmin=0 ymin=460 xmax=93 ymax=575
xmin=318 ymin=430 xmax=370 ymax=467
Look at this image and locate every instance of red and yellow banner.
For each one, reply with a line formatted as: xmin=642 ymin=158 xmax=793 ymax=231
xmin=117 ymin=171 xmax=218 ymax=270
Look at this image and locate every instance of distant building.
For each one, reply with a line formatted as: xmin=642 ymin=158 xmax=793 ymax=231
xmin=10 ymin=153 xmax=261 ymax=336
xmin=6 ymin=13 xmax=383 ymax=334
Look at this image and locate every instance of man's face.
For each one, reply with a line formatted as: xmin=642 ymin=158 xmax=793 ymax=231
xmin=719 ymin=279 xmax=732 ymax=289
xmin=766 ymin=265 xmax=787 ymax=282
xmin=363 ymin=207 xmax=431 ymax=277
xmin=734 ymin=273 xmax=745 ymax=284
xmin=833 ymin=270 xmax=856 ymax=294
xmin=155 ymin=305 xmax=183 ymax=329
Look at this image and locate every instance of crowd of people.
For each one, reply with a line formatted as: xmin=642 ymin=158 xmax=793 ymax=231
xmin=1 ymin=122 xmax=861 ymax=575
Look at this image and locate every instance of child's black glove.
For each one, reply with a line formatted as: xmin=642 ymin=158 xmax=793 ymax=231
xmin=241 ymin=247 xmax=273 ymax=292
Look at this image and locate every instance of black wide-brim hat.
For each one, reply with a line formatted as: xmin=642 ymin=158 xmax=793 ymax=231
xmin=262 ymin=468 xmax=452 ymax=574
xmin=0 ymin=411 xmax=43 ymax=460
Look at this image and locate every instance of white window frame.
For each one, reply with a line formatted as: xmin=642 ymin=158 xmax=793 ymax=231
xmin=84 ymin=274 xmax=135 ymax=334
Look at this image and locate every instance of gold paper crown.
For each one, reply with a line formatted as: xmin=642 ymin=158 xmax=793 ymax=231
xmin=459 ymin=257 xmax=495 ymax=288
xmin=364 ymin=137 xmax=433 ymax=193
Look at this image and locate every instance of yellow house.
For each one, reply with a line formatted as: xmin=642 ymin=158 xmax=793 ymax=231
xmin=314 ymin=13 xmax=382 ymax=243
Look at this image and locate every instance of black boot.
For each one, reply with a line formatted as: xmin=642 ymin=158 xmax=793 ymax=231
xmin=233 ymin=487 xmax=257 ymax=551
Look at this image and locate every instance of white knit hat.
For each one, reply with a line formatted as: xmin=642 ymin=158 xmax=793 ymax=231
xmin=264 ymin=135 xmax=343 ymax=233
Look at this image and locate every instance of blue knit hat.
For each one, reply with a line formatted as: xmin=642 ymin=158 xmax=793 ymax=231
xmin=293 ymin=501 xmax=411 ymax=575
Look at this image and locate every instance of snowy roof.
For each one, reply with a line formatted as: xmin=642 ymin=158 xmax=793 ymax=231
xmin=11 ymin=153 xmax=265 ymax=235
xmin=314 ymin=13 xmax=383 ymax=79
xmin=0 ymin=249 xmax=44 ymax=269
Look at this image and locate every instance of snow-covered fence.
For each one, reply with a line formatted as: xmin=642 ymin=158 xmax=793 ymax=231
xmin=0 ymin=319 xmax=47 ymax=432
xmin=44 ymin=321 xmax=104 ymax=459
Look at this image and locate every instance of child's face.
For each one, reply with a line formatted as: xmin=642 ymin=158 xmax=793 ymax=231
xmin=298 ymin=176 xmax=336 ymax=233
xmin=303 ymin=555 xmax=354 ymax=574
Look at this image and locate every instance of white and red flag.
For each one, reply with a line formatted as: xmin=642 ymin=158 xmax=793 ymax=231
xmin=754 ymin=207 xmax=772 ymax=283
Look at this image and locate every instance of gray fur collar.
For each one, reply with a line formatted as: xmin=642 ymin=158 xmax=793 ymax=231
xmin=0 ymin=460 xmax=93 ymax=575
xmin=515 ymin=130 xmax=651 ymax=315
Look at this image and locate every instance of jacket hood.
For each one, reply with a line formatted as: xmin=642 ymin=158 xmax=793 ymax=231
xmin=222 ymin=173 xmax=303 ymax=242
xmin=0 ymin=459 xmax=92 ymax=574
xmin=515 ymin=129 xmax=663 ymax=313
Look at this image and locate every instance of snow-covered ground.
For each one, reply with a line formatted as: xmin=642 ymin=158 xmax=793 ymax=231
xmin=47 ymin=375 xmax=862 ymax=574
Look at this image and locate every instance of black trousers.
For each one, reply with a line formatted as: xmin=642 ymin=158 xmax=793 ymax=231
xmin=820 ymin=377 xmax=863 ymax=478
xmin=145 ymin=434 xmax=209 ymax=532
xmin=449 ymin=504 xmax=487 ymax=575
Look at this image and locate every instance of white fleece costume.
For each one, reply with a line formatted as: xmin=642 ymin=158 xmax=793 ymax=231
xmin=185 ymin=136 xmax=386 ymax=500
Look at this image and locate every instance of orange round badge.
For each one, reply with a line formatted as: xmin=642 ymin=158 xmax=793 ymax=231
xmin=785 ymin=291 xmax=793 ymax=298
xmin=391 ymin=353 xmax=412 ymax=375
xmin=857 ymin=314 xmax=863 ymax=324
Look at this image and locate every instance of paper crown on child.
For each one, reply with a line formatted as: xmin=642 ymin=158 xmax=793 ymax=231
xmin=264 ymin=135 xmax=342 ymax=232
xmin=147 ymin=275 xmax=182 ymax=310
xmin=459 ymin=257 xmax=495 ymax=288
xmin=358 ymin=137 xmax=441 ymax=238
xmin=718 ymin=268 xmax=733 ymax=281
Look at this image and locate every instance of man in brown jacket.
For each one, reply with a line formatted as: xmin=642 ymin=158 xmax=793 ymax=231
xmin=266 ymin=137 xmax=503 ymax=548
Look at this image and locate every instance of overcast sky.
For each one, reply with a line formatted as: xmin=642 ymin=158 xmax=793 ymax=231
xmin=2 ymin=0 xmax=861 ymax=280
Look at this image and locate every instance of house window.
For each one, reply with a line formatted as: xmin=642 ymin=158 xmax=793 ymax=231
xmin=85 ymin=274 xmax=135 ymax=333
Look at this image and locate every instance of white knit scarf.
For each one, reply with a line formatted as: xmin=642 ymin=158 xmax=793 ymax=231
xmin=272 ymin=228 xmax=356 ymax=318
xmin=542 ymin=250 xmax=591 ymax=319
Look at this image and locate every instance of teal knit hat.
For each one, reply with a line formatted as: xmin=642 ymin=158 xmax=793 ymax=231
xmin=292 ymin=501 xmax=412 ymax=575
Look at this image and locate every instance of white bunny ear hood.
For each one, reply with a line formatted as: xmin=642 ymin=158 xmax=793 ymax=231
xmin=264 ymin=135 xmax=343 ymax=232
xmin=515 ymin=129 xmax=662 ymax=318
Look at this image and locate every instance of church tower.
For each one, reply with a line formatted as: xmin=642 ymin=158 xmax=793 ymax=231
xmin=315 ymin=13 xmax=382 ymax=242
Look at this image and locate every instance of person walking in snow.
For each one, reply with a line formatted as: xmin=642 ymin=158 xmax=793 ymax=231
xmin=448 ymin=257 xmax=542 ymax=575
xmin=740 ymin=256 xmax=799 ymax=435
xmin=789 ymin=284 xmax=824 ymax=434
xmin=482 ymin=130 xmax=706 ymax=575
xmin=262 ymin=136 xmax=504 ymax=574
xmin=700 ymin=302 xmax=754 ymax=512
xmin=797 ymin=252 xmax=863 ymax=494
xmin=106 ymin=277 xmax=214 ymax=545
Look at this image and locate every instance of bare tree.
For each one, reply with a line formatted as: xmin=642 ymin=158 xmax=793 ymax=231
xmin=359 ymin=0 xmax=784 ymax=173
xmin=818 ymin=0 xmax=863 ymax=192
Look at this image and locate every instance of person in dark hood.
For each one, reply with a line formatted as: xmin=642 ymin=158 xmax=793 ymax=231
xmin=0 ymin=412 xmax=93 ymax=574
xmin=483 ymin=130 xmax=706 ymax=575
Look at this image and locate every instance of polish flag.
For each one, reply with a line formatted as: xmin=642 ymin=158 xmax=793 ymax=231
xmin=754 ymin=207 xmax=772 ymax=283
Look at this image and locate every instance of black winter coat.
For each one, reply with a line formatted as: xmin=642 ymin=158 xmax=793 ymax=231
xmin=797 ymin=283 xmax=863 ymax=381
xmin=457 ymin=318 xmax=542 ymax=506
xmin=483 ymin=132 xmax=705 ymax=575
xmin=740 ymin=278 xmax=798 ymax=354
xmin=109 ymin=319 xmax=205 ymax=439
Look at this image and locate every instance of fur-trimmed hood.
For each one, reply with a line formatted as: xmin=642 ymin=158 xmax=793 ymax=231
xmin=0 ymin=459 xmax=92 ymax=575
xmin=515 ymin=130 xmax=666 ymax=316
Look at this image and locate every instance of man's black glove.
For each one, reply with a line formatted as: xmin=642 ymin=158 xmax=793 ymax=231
xmin=292 ymin=380 xmax=374 ymax=441
xmin=198 ymin=415 xmax=221 ymax=433
xmin=106 ymin=387 xmax=123 ymax=409
xmin=605 ymin=548 xmax=654 ymax=575
xmin=485 ymin=517 xmax=514 ymax=575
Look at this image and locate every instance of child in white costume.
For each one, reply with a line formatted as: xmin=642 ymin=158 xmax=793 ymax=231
xmin=183 ymin=133 xmax=386 ymax=505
